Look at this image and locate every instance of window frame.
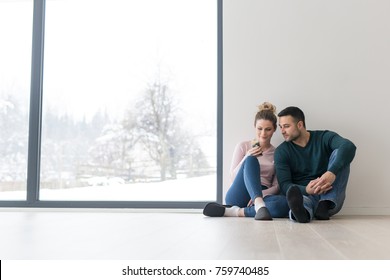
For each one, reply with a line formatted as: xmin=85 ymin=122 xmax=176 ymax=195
xmin=0 ymin=0 xmax=223 ymax=208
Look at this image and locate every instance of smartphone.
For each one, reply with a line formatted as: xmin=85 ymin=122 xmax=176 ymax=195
xmin=252 ymin=140 xmax=260 ymax=148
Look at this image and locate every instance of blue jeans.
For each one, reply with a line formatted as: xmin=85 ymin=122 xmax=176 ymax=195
xmin=225 ymin=156 xmax=289 ymax=218
xmin=289 ymin=149 xmax=351 ymax=221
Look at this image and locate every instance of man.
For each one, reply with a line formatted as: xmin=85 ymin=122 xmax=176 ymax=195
xmin=274 ymin=106 xmax=356 ymax=223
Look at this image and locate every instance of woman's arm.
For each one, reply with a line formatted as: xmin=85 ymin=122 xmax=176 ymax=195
xmin=262 ymin=174 xmax=280 ymax=197
xmin=229 ymin=141 xmax=249 ymax=182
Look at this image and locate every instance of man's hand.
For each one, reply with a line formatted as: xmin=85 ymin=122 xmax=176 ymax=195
xmin=306 ymin=171 xmax=335 ymax=195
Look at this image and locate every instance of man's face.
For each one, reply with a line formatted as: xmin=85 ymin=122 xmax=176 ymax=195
xmin=278 ymin=116 xmax=301 ymax=142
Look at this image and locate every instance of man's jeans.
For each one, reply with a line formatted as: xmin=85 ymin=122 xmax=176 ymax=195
xmin=289 ymin=149 xmax=350 ymax=221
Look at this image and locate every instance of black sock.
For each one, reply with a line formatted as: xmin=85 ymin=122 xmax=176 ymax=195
xmin=315 ymin=200 xmax=331 ymax=220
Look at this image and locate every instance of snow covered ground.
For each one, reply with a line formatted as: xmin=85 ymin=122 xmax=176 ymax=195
xmin=0 ymin=174 xmax=217 ymax=201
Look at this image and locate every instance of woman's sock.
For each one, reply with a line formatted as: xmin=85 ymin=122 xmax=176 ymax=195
xmin=224 ymin=206 xmax=240 ymax=217
xmin=254 ymin=197 xmax=266 ymax=213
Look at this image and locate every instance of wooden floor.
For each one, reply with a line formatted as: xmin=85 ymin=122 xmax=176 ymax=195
xmin=1 ymin=209 xmax=390 ymax=260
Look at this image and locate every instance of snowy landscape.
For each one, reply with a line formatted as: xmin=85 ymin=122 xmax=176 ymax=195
xmin=0 ymin=174 xmax=216 ymax=201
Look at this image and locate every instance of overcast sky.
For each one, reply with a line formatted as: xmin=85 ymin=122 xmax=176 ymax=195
xmin=42 ymin=0 xmax=217 ymax=130
xmin=1 ymin=0 xmax=217 ymax=135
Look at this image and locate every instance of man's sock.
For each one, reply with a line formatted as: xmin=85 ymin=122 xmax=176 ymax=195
xmin=315 ymin=200 xmax=331 ymax=220
xmin=224 ymin=206 xmax=240 ymax=217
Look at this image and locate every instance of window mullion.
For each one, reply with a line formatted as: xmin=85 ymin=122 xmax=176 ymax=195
xmin=27 ymin=0 xmax=46 ymax=204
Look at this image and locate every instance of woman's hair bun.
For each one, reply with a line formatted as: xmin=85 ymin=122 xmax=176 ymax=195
xmin=258 ymin=102 xmax=276 ymax=114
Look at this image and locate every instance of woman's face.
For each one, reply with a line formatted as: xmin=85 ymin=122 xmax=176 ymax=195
xmin=255 ymin=119 xmax=275 ymax=144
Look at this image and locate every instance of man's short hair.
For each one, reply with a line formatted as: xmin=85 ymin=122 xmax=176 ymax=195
xmin=278 ymin=106 xmax=306 ymax=128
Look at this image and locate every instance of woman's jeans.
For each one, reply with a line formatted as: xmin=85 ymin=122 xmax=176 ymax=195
xmin=225 ymin=156 xmax=289 ymax=218
xmin=289 ymin=149 xmax=351 ymax=221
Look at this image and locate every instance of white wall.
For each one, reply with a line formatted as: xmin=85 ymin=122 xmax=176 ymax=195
xmin=223 ymin=0 xmax=390 ymax=215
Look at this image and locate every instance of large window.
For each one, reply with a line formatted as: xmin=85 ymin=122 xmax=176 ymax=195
xmin=0 ymin=0 xmax=32 ymax=200
xmin=0 ymin=0 xmax=221 ymax=207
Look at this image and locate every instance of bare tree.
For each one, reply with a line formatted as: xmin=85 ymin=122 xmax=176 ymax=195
xmin=136 ymin=80 xmax=179 ymax=181
xmin=86 ymin=77 xmax=211 ymax=183
xmin=0 ymin=95 xmax=28 ymax=184
xmin=88 ymin=112 xmax=138 ymax=180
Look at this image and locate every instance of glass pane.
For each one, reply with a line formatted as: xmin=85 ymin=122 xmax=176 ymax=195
xmin=0 ymin=0 xmax=32 ymax=200
xmin=40 ymin=0 xmax=218 ymax=201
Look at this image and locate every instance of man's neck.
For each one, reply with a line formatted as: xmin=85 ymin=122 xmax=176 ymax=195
xmin=293 ymin=130 xmax=310 ymax=147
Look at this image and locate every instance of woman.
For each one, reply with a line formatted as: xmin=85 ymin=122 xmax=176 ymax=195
xmin=203 ymin=102 xmax=289 ymax=220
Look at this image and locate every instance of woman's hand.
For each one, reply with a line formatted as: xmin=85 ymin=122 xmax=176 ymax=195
xmin=247 ymin=146 xmax=263 ymax=157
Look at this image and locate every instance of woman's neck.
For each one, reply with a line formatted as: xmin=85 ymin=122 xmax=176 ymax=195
xmin=259 ymin=142 xmax=272 ymax=150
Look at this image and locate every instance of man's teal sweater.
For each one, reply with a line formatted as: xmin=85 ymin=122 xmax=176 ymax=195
xmin=274 ymin=130 xmax=356 ymax=195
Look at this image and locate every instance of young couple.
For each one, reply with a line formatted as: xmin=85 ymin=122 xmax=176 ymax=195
xmin=203 ymin=102 xmax=357 ymax=223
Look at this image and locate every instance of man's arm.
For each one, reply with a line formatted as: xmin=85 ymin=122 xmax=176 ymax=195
xmin=307 ymin=131 xmax=356 ymax=194
xmin=327 ymin=132 xmax=357 ymax=175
